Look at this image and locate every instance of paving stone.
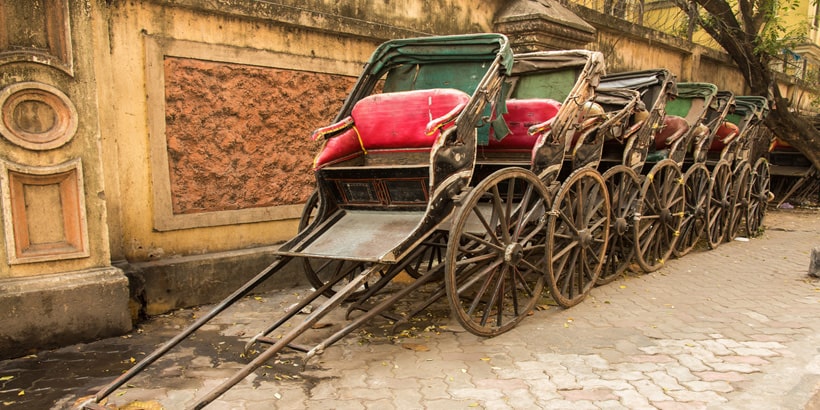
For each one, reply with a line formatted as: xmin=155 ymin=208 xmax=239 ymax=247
xmin=629 ymin=378 xmax=673 ymax=402
xmin=559 ymin=387 xmax=618 ymax=401
xmin=732 ymin=347 xmax=781 ymax=357
xmin=598 ymin=370 xmax=648 ymax=382
xmin=681 ymin=379 xmax=734 ymax=393
xmin=646 ymin=371 xmax=685 ymax=391
xmin=692 ymin=371 xmax=748 ymax=382
xmin=662 ymin=364 xmax=699 ymax=383
xmin=665 ymin=388 xmax=728 ymax=403
xmin=3 ymin=209 xmax=819 ymax=410
xmin=653 ymin=400 xmax=708 ymax=409
xmin=706 ymin=361 xmax=762 ymax=374
xmin=579 ymin=378 xmax=634 ymax=391
xmin=612 ymin=388 xmax=655 ymax=410
xmin=596 ymin=399 xmax=631 ymax=410
xmin=675 ymin=354 xmax=712 ymax=372
xmin=540 ymin=398 xmax=599 ymax=409
xmin=628 ymin=354 xmax=676 ymax=363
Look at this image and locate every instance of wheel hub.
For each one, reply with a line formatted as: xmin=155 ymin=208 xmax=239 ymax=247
xmin=660 ymin=208 xmax=672 ymax=224
xmin=577 ymin=229 xmax=593 ymax=248
xmin=504 ymin=243 xmax=524 ymax=265
xmin=614 ymin=217 xmax=629 ymax=235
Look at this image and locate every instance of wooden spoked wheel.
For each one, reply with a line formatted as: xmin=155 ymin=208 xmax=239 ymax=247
xmin=746 ymin=158 xmax=770 ymax=237
xmin=707 ymin=160 xmax=732 ymax=249
xmin=546 ymin=168 xmax=610 ymax=307
xmin=403 ymin=231 xmax=448 ymax=279
xmin=598 ymin=165 xmax=640 ymax=286
xmin=633 ymin=159 xmax=684 ymax=272
xmin=445 ymin=168 xmax=550 ymax=337
xmin=673 ymin=163 xmax=711 ymax=257
xmin=726 ymin=162 xmax=751 ymax=242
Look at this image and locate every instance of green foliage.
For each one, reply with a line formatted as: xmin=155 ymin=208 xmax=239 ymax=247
xmin=753 ymin=0 xmax=808 ymax=58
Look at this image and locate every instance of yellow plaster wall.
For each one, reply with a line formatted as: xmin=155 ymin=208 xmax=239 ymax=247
xmin=597 ymin=31 xmax=687 ymax=75
xmin=97 ymin=0 xmax=504 ymax=263
xmin=1 ymin=1 xmax=113 ymax=278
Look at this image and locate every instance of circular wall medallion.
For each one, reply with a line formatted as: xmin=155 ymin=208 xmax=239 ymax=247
xmin=0 ymin=82 xmax=78 ymax=151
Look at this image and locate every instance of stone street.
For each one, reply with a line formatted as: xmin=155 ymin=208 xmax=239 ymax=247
xmin=1 ymin=208 xmax=819 ymax=410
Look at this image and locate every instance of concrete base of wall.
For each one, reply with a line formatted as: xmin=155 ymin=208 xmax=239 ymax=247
xmin=123 ymin=245 xmax=307 ymax=318
xmin=0 ymin=267 xmax=131 ymax=360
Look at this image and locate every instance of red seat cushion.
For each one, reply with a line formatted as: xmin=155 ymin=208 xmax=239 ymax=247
xmin=654 ymin=115 xmax=689 ymax=150
xmin=710 ymin=121 xmax=739 ymax=151
xmin=352 ymin=88 xmax=470 ymax=150
xmin=313 ymin=89 xmax=470 ymax=168
xmin=313 ymin=127 xmax=362 ymax=168
xmin=485 ymin=99 xmax=561 ymax=150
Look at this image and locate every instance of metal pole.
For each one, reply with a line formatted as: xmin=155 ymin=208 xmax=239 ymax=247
xmin=82 ymin=256 xmax=292 ymax=407
xmin=189 ymin=265 xmax=384 ymax=409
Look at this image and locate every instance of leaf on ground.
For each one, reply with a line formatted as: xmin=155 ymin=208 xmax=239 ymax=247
xmin=0 ymin=376 xmax=12 ymax=382
xmin=311 ymin=322 xmax=332 ymax=329
xmin=119 ymin=400 xmax=165 ymax=410
xmin=401 ymin=343 xmax=429 ymax=352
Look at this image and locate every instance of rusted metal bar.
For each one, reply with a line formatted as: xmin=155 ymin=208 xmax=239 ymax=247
xmin=79 ymin=256 xmax=294 ymax=408
xmin=190 ymin=265 xmax=385 ymax=409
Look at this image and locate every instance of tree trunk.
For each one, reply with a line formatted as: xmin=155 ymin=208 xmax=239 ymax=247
xmin=679 ymin=0 xmax=820 ymax=170
xmin=765 ymin=97 xmax=820 ymax=170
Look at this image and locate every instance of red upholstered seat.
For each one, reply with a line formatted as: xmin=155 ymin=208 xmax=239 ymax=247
xmin=352 ymin=89 xmax=470 ymax=150
xmin=485 ymin=99 xmax=561 ymax=151
xmin=313 ymin=89 xmax=470 ymax=168
xmin=654 ymin=115 xmax=690 ymax=150
xmin=709 ymin=121 xmax=739 ymax=152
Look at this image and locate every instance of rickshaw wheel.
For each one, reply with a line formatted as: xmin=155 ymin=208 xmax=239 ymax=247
xmin=597 ymin=165 xmax=640 ymax=286
xmin=404 ymin=231 xmax=448 ymax=279
xmin=445 ymin=168 xmax=550 ymax=337
xmin=746 ymin=158 xmax=770 ymax=237
xmin=297 ymin=189 xmax=320 ymax=232
xmin=546 ymin=168 xmax=610 ymax=307
xmin=707 ymin=160 xmax=732 ymax=249
xmin=298 ymin=191 xmax=378 ymax=300
xmin=726 ymin=162 xmax=751 ymax=241
xmin=633 ymin=159 xmax=684 ymax=272
xmin=673 ymin=163 xmax=711 ymax=257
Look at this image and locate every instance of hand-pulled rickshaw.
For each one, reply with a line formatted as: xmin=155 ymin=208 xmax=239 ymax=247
xmin=704 ymin=95 xmax=770 ymax=247
xmin=664 ymin=82 xmax=719 ymax=257
xmin=584 ymin=69 xmax=684 ymax=284
xmin=79 ymin=34 xmax=614 ymax=410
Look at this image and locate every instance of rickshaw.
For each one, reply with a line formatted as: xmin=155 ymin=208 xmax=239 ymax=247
xmin=79 ymin=34 xmax=612 ymax=409
xmin=589 ymin=69 xmax=684 ymax=284
xmin=664 ymin=82 xmax=719 ymax=257
xmin=705 ymin=95 xmax=769 ymax=245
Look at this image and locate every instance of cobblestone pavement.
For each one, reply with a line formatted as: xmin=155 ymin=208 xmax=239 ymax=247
xmin=1 ymin=208 xmax=819 ymax=410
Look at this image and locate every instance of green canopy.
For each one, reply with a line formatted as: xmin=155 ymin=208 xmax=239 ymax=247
xmin=335 ymin=33 xmax=513 ymax=125
xmin=666 ymin=82 xmax=718 ymax=119
xmin=367 ymin=34 xmax=514 ymax=78
xmin=675 ymin=82 xmax=718 ymax=99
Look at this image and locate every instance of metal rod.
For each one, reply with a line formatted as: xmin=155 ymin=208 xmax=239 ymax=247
xmin=85 ymin=256 xmax=292 ymax=406
xmin=189 ymin=265 xmax=384 ymax=410
xmin=244 ymin=260 xmax=364 ymax=353
xmin=307 ymin=262 xmax=446 ymax=363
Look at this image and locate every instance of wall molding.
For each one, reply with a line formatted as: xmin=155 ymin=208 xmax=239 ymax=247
xmin=145 ymin=35 xmax=360 ymax=231
xmin=1 ymin=158 xmax=89 ymax=264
